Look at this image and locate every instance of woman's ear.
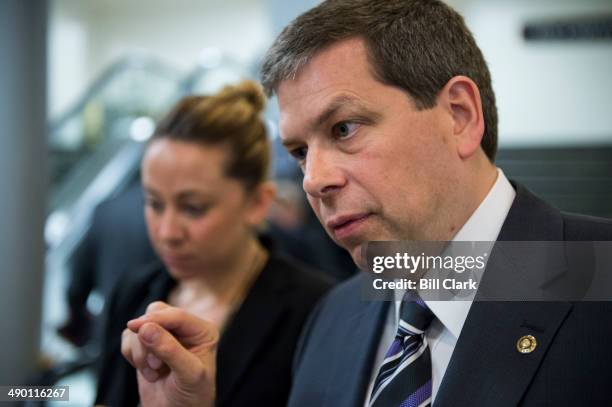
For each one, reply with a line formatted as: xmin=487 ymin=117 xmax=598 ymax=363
xmin=245 ymin=181 xmax=277 ymax=227
xmin=440 ymin=75 xmax=485 ymax=159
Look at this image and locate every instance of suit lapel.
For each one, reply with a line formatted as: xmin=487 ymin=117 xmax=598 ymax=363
xmin=324 ymin=291 xmax=390 ymax=407
xmin=434 ymin=300 xmax=571 ymax=406
xmin=435 ymin=184 xmax=572 ymax=406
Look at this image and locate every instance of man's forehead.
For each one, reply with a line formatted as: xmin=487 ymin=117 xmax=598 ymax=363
xmin=276 ymin=39 xmax=376 ymax=137
xmin=277 ymin=38 xmax=370 ymax=91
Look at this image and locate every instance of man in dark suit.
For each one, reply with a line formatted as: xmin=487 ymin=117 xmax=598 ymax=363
xmin=59 ymin=178 xmax=158 ymax=348
xmin=120 ymin=1 xmax=612 ymax=406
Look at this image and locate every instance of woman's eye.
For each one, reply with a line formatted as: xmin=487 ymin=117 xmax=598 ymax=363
xmin=145 ymin=198 xmax=163 ymax=213
xmin=182 ymin=204 xmax=209 ymax=217
xmin=332 ymin=121 xmax=359 ymax=139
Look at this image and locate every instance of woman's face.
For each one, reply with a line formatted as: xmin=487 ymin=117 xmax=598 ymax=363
xmin=142 ymin=138 xmax=260 ymax=279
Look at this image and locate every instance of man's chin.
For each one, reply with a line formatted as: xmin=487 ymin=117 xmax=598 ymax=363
xmin=349 ymin=244 xmax=368 ymax=271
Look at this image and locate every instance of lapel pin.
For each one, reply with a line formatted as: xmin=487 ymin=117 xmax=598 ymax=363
xmin=516 ymin=335 xmax=537 ymax=354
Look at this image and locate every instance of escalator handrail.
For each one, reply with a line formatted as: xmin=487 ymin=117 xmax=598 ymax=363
xmin=48 ymin=54 xmax=182 ymax=135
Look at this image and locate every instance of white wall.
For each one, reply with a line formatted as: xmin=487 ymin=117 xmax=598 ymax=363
xmin=462 ymin=0 xmax=612 ymax=146
xmin=48 ymin=0 xmax=273 ymax=118
xmin=49 ymin=0 xmax=612 ymax=146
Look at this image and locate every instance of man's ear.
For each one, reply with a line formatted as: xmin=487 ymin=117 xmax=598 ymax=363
xmin=440 ymin=75 xmax=485 ymax=159
xmin=245 ymin=181 xmax=277 ymax=227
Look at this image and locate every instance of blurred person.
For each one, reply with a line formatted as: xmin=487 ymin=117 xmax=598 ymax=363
xmin=265 ymin=179 xmax=317 ymax=264
xmin=58 ymin=177 xmax=158 ymax=349
xmin=268 ymin=179 xmax=307 ymax=232
xmin=266 ymin=179 xmax=356 ymax=280
xmin=95 ymin=81 xmax=333 ymax=407
xmin=119 ymin=0 xmax=612 ymax=406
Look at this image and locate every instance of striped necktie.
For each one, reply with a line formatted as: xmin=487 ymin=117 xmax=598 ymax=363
xmin=369 ymin=290 xmax=435 ymax=407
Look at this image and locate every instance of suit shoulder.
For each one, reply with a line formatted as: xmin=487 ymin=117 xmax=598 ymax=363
xmin=290 ymin=272 xmax=368 ymax=362
xmin=562 ymin=212 xmax=612 ymax=240
xmin=307 ymin=272 xmax=368 ymax=320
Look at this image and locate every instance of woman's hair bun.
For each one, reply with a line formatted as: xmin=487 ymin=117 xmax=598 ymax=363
xmin=216 ymin=80 xmax=266 ymax=114
xmin=151 ymin=79 xmax=270 ymax=191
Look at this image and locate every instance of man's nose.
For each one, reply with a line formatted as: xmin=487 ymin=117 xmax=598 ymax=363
xmin=302 ymin=145 xmax=346 ymax=199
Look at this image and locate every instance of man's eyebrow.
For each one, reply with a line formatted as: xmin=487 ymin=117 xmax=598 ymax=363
xmin=281 ymin=95 xmax=379 ymax=147
xmin=311 ymin=95 xmax=378 ymax=129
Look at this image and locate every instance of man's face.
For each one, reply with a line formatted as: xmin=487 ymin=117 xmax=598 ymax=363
xmin=277 ymin=38 xmax=463 ymax=268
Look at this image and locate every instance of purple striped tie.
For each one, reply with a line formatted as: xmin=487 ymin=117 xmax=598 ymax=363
xmin=369 ymin=291 xmax=435 ymax=407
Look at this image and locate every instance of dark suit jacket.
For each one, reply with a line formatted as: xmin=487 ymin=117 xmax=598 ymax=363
xmin=63 ymin=180 xmax=158 ymax=346
xmin=288 ymin=184 xmax=612 ymax=406
xmin=95 ymin=250 xmax=333 ymax=407
xmin=67 ymin=180 xmax=157 ymax=313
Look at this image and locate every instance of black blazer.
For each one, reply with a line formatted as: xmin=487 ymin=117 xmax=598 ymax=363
xmin=95 ymin=249 xmax=333 ymax=407
xmin=287 ymin=183 xmax=612 ymax=406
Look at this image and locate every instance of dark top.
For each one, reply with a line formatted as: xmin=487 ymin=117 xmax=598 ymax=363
xmin=95 ymin=248 xmax=334 ymax=407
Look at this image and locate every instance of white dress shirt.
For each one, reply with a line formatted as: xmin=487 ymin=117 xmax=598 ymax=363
xmin=363 ymin=168 xmax=516 ymax=405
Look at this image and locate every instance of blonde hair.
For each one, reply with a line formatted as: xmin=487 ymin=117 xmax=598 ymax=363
xmin=152 ymin=80 xmax=269 ymax=191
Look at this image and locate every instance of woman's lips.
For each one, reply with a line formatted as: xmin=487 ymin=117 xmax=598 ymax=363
xmin=162 ymin=254 xmax=193 ymax=268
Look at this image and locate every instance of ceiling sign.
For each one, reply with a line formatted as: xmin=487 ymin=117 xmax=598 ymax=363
xmin=523 ymin=15 xmax=612 ymax=41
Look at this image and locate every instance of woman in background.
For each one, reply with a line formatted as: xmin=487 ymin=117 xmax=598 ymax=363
xmin=95 ymin=81 xmax=333 ymax=406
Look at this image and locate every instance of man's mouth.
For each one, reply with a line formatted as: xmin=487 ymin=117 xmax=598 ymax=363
xmin=326 ymin=213 xmax=372 ymax=241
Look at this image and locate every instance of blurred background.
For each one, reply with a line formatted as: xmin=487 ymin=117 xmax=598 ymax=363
xmin=1 ymin=0 xmax=611 ymax=405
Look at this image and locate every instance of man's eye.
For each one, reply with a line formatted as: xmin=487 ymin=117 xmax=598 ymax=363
xmin=289 ymin=146 xmax=308 ymax=161
xmin=332 ymin=122 xmax=359 ymax=139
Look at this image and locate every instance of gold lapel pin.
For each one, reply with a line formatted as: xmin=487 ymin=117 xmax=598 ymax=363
xmin=516 ymin=335 xmax=537 ymax=354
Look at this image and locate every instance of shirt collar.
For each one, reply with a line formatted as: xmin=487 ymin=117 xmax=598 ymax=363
xmin=394 ymin=168 xmax=516 ymax=338
xmin=451 ymin=168 xmax=516 ymax=242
